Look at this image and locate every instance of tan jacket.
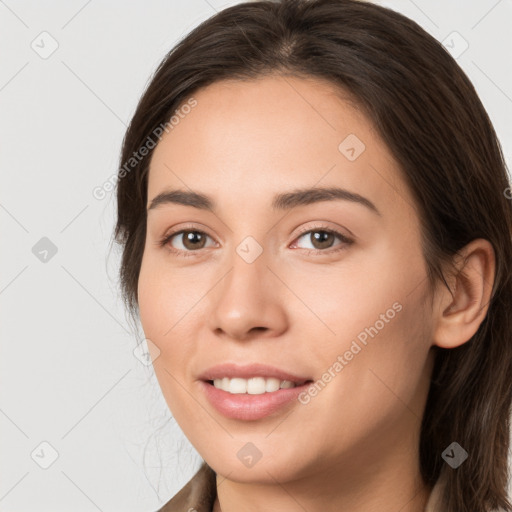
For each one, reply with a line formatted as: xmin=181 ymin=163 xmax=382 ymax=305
xmin=157 ymin=462 xmax=449 ymax=511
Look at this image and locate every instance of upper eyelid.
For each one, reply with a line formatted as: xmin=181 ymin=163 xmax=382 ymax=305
xmin=291 ymin=227 xmax=353 ymax=249
xmin=294 ymin=223 xmax=349 ymax=236
xmin=165 ymin=223 xmax=346 ymax=238
xmin=165 ymin=219 xmax=350 ymax=237
xmin=165 ymin=223 xmax=352 ymax=248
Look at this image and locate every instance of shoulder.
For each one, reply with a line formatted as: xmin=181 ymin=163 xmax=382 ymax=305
xmin=157 ymin=462 xmax=217 ymax=512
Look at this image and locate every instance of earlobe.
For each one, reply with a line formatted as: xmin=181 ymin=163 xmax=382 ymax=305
xmin=432 ymin=238 xmax=495 ymax=349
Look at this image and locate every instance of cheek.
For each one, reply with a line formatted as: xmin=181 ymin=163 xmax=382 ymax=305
xmin=138 ymin=262 xmax=184 ymax=380
xmin=280 ymin=242 xmax=411 ymax=345
xmin=137 ymin=253 xmax=213 ymax=396
xmin=324 ymin=281 xmax=431 ymax=424
xmin=138 ymin=251 xmax=196 ymax=346
xmin=137 ymin=259 xmax=164 ymax=346
xmin=137 ymin=261 xmax=199 ymax=420
xmin=293 ymin=299 xmax=431 ymax=468
xmin=294 ymin=241 xmax=431 ymax=412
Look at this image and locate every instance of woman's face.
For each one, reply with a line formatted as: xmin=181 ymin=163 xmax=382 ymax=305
xmin=138 ymin=75 xmax=437 ymax=484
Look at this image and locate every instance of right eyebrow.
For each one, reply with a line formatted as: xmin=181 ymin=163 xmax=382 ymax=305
xmin=147 ymin=189 xmax=213 ymax=212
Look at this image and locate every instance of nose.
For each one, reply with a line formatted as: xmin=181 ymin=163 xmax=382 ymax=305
xmin=207 ymin=248 xmax=288 ymax=341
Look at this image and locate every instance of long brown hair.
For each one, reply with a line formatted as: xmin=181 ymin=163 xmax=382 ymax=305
xmin=113 ymin=1 xmax=512 ymax=510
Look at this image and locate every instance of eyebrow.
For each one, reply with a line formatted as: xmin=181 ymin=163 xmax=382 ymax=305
xmin=147 ymin=186 xmax=381 ymax=216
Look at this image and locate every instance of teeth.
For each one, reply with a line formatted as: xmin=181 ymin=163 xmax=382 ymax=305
xmin=212 ymin=377 xmax=301 ymax=394
xmin=265 ymin=378 xmax=281 ymax=392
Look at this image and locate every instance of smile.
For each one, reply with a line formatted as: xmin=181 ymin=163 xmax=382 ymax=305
xmin=210 ymin=377 xmax=307 ymax=394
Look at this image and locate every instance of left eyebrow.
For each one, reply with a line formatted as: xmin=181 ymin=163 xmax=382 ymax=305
xmin=147 ymin=186 xmax=381 ymax=216
xmin=271 ymin=186 xmax=381 ymax=216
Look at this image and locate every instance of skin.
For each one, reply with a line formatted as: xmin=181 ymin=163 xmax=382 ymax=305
xmin=137 ymin=75 xmax=495 ymax=512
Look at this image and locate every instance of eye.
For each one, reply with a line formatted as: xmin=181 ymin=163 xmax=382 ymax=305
xmin=292 ymin=225 xmax=353 ymax=254
xmin=157 ymin=224 xmax=353 ymax=257
xmin=158 ymin=228 xmax=216 ymax=257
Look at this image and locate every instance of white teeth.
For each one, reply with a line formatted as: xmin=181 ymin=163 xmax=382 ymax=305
xmin=212 ymin=377 xmax=300 ymax=394
xmin=265 ymin=377 xmax=281 ymax=392
xmin=229 ymin=378 xmax=247 ymax=394
xmin=247 ymin=377 xmax=266 ymax=394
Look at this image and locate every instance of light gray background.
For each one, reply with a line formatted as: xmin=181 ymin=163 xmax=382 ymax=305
xmin=1 ymin=1 xmax=511 ymax=511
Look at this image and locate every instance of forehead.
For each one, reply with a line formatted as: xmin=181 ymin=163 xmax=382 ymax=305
xmin=147 ymin=75 xmax=416 ymax=219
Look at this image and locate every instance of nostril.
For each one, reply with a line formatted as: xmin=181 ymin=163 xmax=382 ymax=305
xmin=250 ymin=327 xmax=267 ymax=333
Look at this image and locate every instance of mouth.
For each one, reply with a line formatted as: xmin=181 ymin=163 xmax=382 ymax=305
xmin=200 ymin=376 xmax=315 ymax=421
xmin=198 ymin=362 xmax=314 ymax=396
xmin=205 ymin=377 xmax=313 ymax=395
xmin=197 ymin=362 xmax=315 ymax=419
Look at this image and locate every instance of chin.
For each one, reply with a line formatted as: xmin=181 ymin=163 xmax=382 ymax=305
xmin=206 ymin=451 xmax=311 ymax=484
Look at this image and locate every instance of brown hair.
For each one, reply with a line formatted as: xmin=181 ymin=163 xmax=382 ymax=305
xmin=113 ymin=1 xmax=512 ymax=510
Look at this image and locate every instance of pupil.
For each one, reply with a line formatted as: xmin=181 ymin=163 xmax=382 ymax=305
xmin=185 ymin=231 xmax=204 ymax=249
xmin=312 ymin=231 xmax=333 ymax=249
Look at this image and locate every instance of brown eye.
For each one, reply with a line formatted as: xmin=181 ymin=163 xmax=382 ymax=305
xmin=160 ymin=229 xmax=216 ymax=255
xmin=177 ymin=230 xmax=208 ymax=250
xmin=293 ymin=227 xmax=353 ymax=254
xmin=308 ymin=230 xmax=336 ymax=250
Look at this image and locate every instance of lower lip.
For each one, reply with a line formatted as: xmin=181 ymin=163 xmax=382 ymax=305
xmin=200 ymin=380 xmax=311 ymax=421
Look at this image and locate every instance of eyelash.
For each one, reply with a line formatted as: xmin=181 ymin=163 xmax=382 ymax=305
xmin=157 ymin=224 xmax=353 ymax=258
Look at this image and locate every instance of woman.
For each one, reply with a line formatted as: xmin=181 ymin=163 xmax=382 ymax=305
xmin=113 ymin=0 xmax=512 ymax=510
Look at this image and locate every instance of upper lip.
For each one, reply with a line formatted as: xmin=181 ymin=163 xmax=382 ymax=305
xmin=198 ymin=363 xmax=313 ymax=384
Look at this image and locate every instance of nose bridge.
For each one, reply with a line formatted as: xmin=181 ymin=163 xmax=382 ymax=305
xmin=208 ymin=236 xmax=286 ymax=339
xmin=220 ymin=240 xmax=270 ymax=314
xmin=224 ymin=231 xmax=271 ymax=296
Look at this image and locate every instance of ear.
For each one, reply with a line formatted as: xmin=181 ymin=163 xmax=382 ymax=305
xmin=432 ymin=238 xmax=495 ymax=349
